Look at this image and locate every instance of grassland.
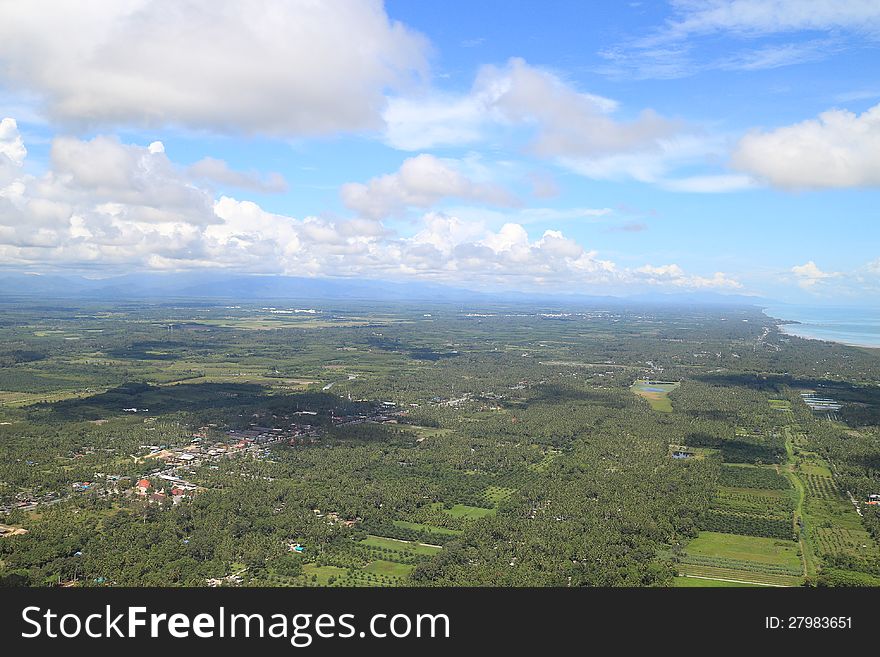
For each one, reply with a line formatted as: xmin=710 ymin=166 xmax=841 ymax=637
xmin=631 ymin=380 xmax=679 ymax=412
xmin=392 ymin=520 xmax=463 ymax=536
xmin=672 ymin=575 xmax=762 ymax=587
xmin=360 ymin=535 xmax=443 ymax=554
xmin=685 ymin=531 xmax=801 ymax=567
xmin=434 ymin=503 xmax=497 ymax=519
xmin=677 ymin=531 xmax=804 ymax=587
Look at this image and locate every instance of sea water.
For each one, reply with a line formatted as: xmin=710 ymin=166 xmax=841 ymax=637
xmin=763 ymin=304 xmax=880 ymax=349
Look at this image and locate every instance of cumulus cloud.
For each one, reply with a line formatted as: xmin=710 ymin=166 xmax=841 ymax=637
xmin=0 ymin=0 xmax=427 ymax=136
xmin=0 ymin=118 xmax=27 ymax=167
xmin=791 ymin=260 xmax=840 ymax=288
xmin=732 ymin=103 xmax=880 ymax=188
xmin=0 ymin=121 xmax=741 ymax=293
xmin=187 ymin=157 xmax=287 ymax=193
xmin=635 ymin=263 xmax=743 ymax=289
xmin=341 ymin=154 xmax=517 ymax=220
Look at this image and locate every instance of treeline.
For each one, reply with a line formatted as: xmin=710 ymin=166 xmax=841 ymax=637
xmin=699 ymin=510 xmax=793 ymax=540
xmin=718 ymin=464 xmax=790 ymax=489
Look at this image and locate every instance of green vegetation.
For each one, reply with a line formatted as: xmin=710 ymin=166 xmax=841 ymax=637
xmin=436 ymin=503 xmax=496 ymax=520
xmin=685 ymin=532 xmax=802 ymax=568
xmin=0 ymin=299 xmax=878 ymax=587
xmin=631 ymin=380 xmax=678 ymax=412
xmin=672 ymin=576 xmax=761 ymax=587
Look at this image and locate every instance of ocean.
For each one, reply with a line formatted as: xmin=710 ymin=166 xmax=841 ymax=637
xmin=762 ymin=304 xmax=880 ymax=349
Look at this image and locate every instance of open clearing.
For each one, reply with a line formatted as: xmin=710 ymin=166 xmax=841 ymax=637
xmin=363 ymin=560 xmax=414 ymax=578
xmin=434 ymin=503 xmax=496 ymax=519
xmin=392 ymin=520 xmax=462 ymax=536
xmin=686 ymin=531 xmax=801 ymax=568
xmin=631 ymin=380 xmax=679 ymax=412
xmin=360 ymin=535 xmax=442 ymax=555
xmin=672 ymin=575 xmax=762 ymax=587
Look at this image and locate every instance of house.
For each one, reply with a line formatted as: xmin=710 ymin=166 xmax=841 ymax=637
xmin=136 ymin=478 xmax=151 ymax=495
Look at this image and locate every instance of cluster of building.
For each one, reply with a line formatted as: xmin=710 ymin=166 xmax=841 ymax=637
xmin=227 ymin=423 xmax=318 ymax=447
xmin=132 ymin=477 xmax=192 ymax=505
xmin=800 ymin=390 xmax=842 ymax=413
xmin=0 ymin=491 xmax=61 ymax=514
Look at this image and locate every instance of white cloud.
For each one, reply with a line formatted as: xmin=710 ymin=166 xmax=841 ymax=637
xmin=0 ymin=118 xmax=27 ymax=167
xmin=487 ymin=58 xmax=676 ymax=158
xmin=46 ymin=135 xmax=218 ymax=224
xmin=659 ymin=173 xmax=757 ymax=192
xmin=385 ymin=58 xmax=712 ymax=184
xmin=791 ymin=260 xmax=840 ymax=288
xmin=0 ymin=122 xmax=741 ymax=293
xmin=664 ymin=0 xmax=880 ymax=38
xmin=341 ymin=154 xmax=517 ymax=220
xmin=384 ymin=58 xmax=681 ymax=164
xmin=383 ymin=92 xmax=495 ymax=151
xmin=443 ymin=205 xmax=614 ymax=228
xmin=635 ymin=263 xmax=742 ymax=289
xmin=0 ymin=0 xmax=427 ymax=136
xmin=558 ymin=132 xmax=727 ymax=183
xmin=732 ymin=102 xmax=880 ymax=188
xmin=187 ymin=157 xmax=287 ymax=193
xmin=598 ymin=1 xmax=880 ymax=80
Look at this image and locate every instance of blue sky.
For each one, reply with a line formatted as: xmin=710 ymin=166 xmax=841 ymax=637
xmin=0 ymin=1 xmax=878 ymax=304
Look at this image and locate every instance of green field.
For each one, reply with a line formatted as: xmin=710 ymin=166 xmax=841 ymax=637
xmin=685 ymin=531 xmax=801 ymax=568
xmin=631 ymin=380 xmax=679 ymax=412
xmin=301 ymin=564 xmax=349 ymax=585
xmin=392 ymin=520 xmax=463 ymax=536
xmin=672 ymin=575 xmax=761 ymax=587
xmin=360 ymin=535 xmax=443 ymax=554
xmin=436 ymin=503 xmax=496 ymax=519
xmin=363 ymin=559 xmax=414 ymax=578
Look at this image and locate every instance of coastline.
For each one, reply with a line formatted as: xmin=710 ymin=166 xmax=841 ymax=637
xmin=762 ymin=305 xmax=880 ymax=350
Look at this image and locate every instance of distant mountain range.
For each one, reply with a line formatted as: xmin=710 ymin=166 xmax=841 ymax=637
xmin=0 ymin=271 xmax=768 ymax=307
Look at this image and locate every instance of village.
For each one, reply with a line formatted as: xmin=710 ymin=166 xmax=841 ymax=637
xmin=0 ymin=399 xmax=402 ymax=516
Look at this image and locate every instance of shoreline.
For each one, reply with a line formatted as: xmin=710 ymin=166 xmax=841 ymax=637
xmin=762 ymin=308 xmax=880 ymax=350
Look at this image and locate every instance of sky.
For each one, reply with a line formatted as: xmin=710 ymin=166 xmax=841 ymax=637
xmin=0 ymin=0 xmax=878 ymax=305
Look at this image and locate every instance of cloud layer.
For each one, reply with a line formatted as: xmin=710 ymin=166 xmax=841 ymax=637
xmin=0 ymin=0 xmax=427 ymax=136
xmin=0 ymin=120 xmax=740 ymax=293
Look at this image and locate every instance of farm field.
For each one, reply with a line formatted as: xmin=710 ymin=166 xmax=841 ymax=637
xmin=435 ymin=503 xmax=497 ymax=520
xmin=672 ymin=575 xmax=761 ymax=587
xmin=392 ymin=520 xmax=463 ymax=536
xmin=360 ymin=535 xmax=443 ymax=555
xmin=678 ymin=532 xmax=804 ymax=587
xmin=631 ymin=380 xmax=679 ymax=412
xmin=685 ymin=532 xmax=802 ymax=568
